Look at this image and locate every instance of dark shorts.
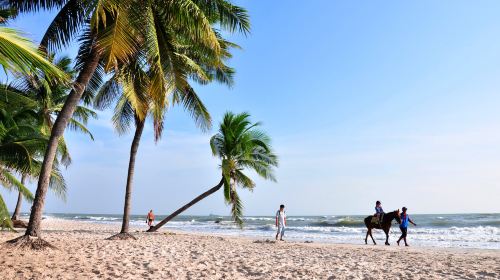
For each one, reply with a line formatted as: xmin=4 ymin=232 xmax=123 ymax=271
xmin=148 ymin=219 xmax=153 ymax=222
xmin=400 ymin=226 xmax=407 ymax=238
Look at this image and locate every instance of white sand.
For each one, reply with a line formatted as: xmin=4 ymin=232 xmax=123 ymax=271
xmin=1 ymin=219 xmax=499 ymax=279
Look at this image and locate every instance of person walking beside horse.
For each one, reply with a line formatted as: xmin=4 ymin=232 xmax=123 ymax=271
xmin=397 ymin=207 xmax=417 ymax=246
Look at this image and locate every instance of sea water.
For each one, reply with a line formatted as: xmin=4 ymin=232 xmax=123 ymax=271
xmin=31 ymin=213 xmax=500 ymax=249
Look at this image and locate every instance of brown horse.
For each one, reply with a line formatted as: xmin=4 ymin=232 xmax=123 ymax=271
xmin=364 ymin=210 xmax=401 ymax=245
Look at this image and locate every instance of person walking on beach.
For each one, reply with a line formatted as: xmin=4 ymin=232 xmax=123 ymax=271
xmin=397 ymin=207 xmax=417 ymax=246
xmin=275 ymin=205 xmax=286 ymax=241
xmin=147 ymin=210 xmax=155 ymax=227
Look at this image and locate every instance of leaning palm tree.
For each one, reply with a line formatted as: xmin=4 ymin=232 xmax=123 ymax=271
xmin=148 ymin=112 xmax=278 ymax=232
xmin=5 ymin=0 xmax=250 ymax=247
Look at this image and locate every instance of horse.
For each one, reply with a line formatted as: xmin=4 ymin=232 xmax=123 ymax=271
xmin=364 ymin=210 xmax=401 ymax=245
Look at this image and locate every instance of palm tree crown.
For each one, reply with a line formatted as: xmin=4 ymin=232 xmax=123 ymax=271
xmin=210 ymin=112 xmax=278 ymax=225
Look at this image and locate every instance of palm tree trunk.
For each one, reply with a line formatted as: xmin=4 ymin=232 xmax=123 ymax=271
xmin=147 ymin=178 xmax=224 ymax=232
xmin=24 ymin=46 xmax=101 ymax=238
xmin=11 ymin=175 xmax=27 ymax=221
xmin=120 ymin=117 xmax=145 ymax=234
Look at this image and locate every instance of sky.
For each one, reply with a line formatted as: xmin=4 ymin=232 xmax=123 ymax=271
xmin=2 ymin=0 xmax=500 ymax=216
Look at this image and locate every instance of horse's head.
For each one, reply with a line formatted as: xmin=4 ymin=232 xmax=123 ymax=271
xmin=394 ymin=209 xmax=401 ymax=224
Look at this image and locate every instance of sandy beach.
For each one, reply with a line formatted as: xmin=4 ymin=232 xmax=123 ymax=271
xmin=0 ymin=219 xmax=498 ymax=279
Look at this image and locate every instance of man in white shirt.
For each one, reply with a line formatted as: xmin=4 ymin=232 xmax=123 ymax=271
xmin=275 ymin=204 xmax=286 ymax=241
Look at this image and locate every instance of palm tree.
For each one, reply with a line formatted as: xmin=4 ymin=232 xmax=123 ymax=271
xmin=0 ymin=5 xmax=66 ymax=233
xmin=0 ymin=116 xmax=42 ymax=230
xmin=148 ymin=112 xmax=278 ymax=232
xmin=3 ymin=55 xmax=94 ymax=223
xmin=5 ymin=0 xmax=250 ymax=246
xmin=0 ymin=89 xmax=68 ymax=226
xmin=95 ymin=38 xmax=236 ymax=238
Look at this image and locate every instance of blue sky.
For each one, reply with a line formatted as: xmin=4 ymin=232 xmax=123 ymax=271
xmin=3 ymin=0 xmax=500 ymax=215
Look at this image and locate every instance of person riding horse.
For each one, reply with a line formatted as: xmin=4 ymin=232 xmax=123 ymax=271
xmin=374 ymin=200 xmax=384 ymax=225
xmin=364 ymin=209 xmax=401 ymax=245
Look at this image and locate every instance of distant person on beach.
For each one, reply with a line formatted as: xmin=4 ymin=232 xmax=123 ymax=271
xmin=397 ymin=207 xmax=417 ymax=246
xmin=275 ymin=205 xmax=286 ymax=241
xmin=147 ymin=210 xmax=155 ymax=227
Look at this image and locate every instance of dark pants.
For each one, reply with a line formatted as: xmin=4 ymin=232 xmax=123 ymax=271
xmin=399 ymin=226 xmax=407 ymax=238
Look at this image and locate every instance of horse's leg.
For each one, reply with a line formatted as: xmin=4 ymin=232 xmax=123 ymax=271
xmin=365 ymin=228 xmax=369 ymax=245
xmin=370 ymin=229 xmax=376 ymax=245
xmin=384 ymin=228 xmax=390 ymax=245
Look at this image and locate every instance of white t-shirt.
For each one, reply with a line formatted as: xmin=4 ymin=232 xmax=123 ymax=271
xmin=276 ymin=210 xmax=286 ymax=226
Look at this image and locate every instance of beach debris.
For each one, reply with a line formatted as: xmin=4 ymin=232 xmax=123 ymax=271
xmin=12 ymin=220 xmax=28 ymax=228
xmin=304 ymin=240 xmax=314 ymax=243
xmin=106 ymin=232 xmax=137 ymax=240
xmin=253 ymin=239 xmax=276 ymax=244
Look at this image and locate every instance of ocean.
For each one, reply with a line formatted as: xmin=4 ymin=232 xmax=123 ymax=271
xmin=28 ymin=213 xmax=500 ymax=250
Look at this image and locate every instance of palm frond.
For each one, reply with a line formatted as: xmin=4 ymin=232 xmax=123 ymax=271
xmin=67 ymin=118 xmax=94 ymax=140
xmin=0 ymin=168 xmax=33 ymax=200
xmin=172 ymin=85 xmax=211 ymax=131
xmin=229 ymin=188 xmax=243 ymax=227
xmin=111 ymin=94 xmax=135 ymax=135
xmin=193 ymin=0 xmax=250 ymax=35
xmin=95 ymin=4 xmax=139 ymax=71
xmin=49 ymin=167 xmax=67 ymax=200
xmin=0 ymin=194 xmax=13 ymax=231
xmin=6 ymin=0 xmax=68 ymax=13
xmin=72 ymin=105 xmax=98 ymax=123
xmin=93 ymin=73 xmax=120 ymax=110
xmin=40 ymin=0 xmax=89 ymax=52
xmin=234 ymin=169 xmax=255 ymax=190
xmin=0 ymin=27 xmax=67 ymax=81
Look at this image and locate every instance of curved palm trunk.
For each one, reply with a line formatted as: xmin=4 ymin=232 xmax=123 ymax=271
xmin=119 ymin=117 xmax=145 ymax=234
xmin=147 ymin=178 xmax=224 ymax=232
xmin=24 ymin=47 xmax=101 ymax=238
xmin=11 ymin=175 xmax=27 ymax=221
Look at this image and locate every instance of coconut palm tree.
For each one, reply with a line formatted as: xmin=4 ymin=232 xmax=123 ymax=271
xmin=0 ymin=123 xmax=64 ymax=239
xmin=148 ymin=112 xmax=278 ymax=232
xmin=0 ymin=116 xmax=42 ymax=229
xmin=95 ymin=37 xmax=236 ymax=238
xmin=0 ymin=91 xmax=68 ymax=223
xmin=5 ymin=0 xmax=250 ymax=246
xmin=2 ymin=55 xmax=94 ymax=223
xmin=0 ymin=6 xmax=66 ymax=233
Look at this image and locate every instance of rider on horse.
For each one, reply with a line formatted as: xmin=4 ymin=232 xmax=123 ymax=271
xmin=374 ymin=200 xmax=384 ymax=224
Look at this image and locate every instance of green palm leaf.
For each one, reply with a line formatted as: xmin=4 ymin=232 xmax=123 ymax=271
xmin=0 ymin=27 xmax=66 ymax=81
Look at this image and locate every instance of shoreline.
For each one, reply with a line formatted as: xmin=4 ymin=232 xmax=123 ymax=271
xmin=31 ymin=215 xmax=500 ymax=250
xmin=1 ymin=219 xmax=499 ymax=279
